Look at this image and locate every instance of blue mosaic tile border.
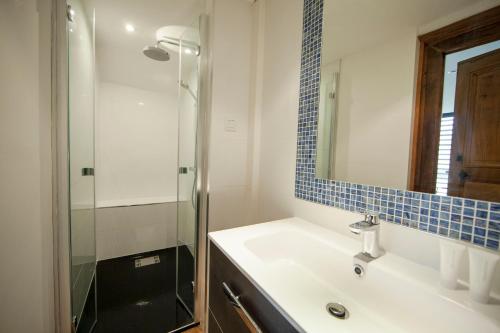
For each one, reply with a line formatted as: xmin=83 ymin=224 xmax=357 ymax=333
xmin=294 ymin=0 xmax=500 ymax=251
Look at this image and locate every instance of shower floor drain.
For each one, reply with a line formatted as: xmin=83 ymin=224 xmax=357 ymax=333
xmin=134 ymin=255 xmax=160 ymax=268
xmin=326 ymin=302 xmax=349 ymax=320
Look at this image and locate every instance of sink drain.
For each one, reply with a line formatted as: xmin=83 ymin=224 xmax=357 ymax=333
xmin=326 ymin=302 xmax=349 ymax=320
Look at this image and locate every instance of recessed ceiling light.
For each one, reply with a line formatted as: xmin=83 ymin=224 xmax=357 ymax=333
xmin=125 ymin=24 xmax=135 ymax=32
xmin=184 ymin=48 xmax=193 ymax=55
xmin=138 ymin=102 xmax=145 ymax=107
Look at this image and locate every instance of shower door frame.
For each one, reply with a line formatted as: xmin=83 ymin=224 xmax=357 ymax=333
xmin=192 ymin=12 xmax=212 ymax=330
xmin=51 ymin=0 xmax=73 ymax=332
xmin=50 ymin=0 xmax=214 ymax=332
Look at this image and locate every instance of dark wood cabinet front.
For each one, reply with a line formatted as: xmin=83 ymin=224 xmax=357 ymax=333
xmin=208 ymin=309 xmax=224 ymax=333
xmin=208 ymin=242 xmax=301 ymax=333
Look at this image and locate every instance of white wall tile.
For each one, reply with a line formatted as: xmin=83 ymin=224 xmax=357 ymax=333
xmin=95 ymin=203 xmax=177 ymax=260
xmin=95 ymin=82 xmax=178 ymax=204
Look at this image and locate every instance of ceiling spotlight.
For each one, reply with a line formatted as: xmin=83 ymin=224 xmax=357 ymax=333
xmin=125 ymin=24 xmax=135 ymax=32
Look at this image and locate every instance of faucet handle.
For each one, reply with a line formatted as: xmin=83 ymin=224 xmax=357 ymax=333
xmin=364 ymin=212 xmax=380 ymax=225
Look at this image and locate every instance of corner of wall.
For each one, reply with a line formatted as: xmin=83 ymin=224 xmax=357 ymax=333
xmin=247 ymin=0 xmax=266 ymax=225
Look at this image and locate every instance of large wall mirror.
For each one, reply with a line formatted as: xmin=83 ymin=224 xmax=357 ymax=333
xmin=316 ymin=0 xmax=500 ymax=202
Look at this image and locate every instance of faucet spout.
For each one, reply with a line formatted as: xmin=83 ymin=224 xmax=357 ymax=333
xmin=349 ymin=226 xmax=362 ymax=235
xmin=349 ymin=212 xmax=384 ymax=258
xmin=349 ymin=220 xmax=379 ymax=234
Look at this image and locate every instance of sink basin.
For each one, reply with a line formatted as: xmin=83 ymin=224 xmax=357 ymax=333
xmin=208 ymin=218 xmax=500 ymax=333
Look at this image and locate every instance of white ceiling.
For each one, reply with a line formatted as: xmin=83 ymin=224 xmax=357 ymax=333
xmin=322 ymin=0 xmax=500 ymax=63
xmin=94 ymin=0 xmax=203 ymax=92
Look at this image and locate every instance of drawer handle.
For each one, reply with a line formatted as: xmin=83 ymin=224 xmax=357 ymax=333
xmin=222 ymin=282 xmax=263 ymax=333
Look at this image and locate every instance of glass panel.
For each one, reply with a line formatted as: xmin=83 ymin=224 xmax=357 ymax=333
xmin=67 ymin=0 xmax=97 ymax=330
xmin=315 ymin=0 xmax=500 ymax=198
xmin=176 ymin=19 xmax=201 ymax=317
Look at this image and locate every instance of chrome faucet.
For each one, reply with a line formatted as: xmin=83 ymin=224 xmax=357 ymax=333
xmin=349 ymin=212 xmax=384 ymax=258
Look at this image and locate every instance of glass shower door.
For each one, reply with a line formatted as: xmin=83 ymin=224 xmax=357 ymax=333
xmin=67 ymin=0 xmax=97 ymax=331
xmin=176 ymin=21 xmax=201 ymax=316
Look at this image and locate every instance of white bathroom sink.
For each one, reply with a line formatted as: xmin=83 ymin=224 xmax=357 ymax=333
xmin=208 ymin=218 xmax=500 ymax=333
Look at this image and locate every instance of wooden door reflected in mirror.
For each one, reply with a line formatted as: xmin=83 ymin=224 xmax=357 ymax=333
xmin=448 ymin=49 xmax=500 ymax=201
xmin=410 ymin=6 xmax=500 ymax=202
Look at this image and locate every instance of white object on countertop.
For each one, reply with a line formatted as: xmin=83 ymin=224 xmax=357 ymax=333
xmin=439 ymin=239 xmax=466 ymax=289
xmin=468 ymin=247 xmax=500 ymax=303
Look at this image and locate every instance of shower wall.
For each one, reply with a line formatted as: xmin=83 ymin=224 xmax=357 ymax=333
xmin=95 ymin=203 xmax=177 ymax=260
xmin=95 ymin=82 xmax=178 ymax=204
xmin=95 ymin=82 xmax=179 ymax=260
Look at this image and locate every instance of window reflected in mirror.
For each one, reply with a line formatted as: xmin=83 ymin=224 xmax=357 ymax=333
xmin=315 ymin=0 xmax=500 ymax=202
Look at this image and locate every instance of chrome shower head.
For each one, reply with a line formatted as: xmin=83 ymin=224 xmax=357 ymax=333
xmin=142 ymin=44 xmax=170 ymax=61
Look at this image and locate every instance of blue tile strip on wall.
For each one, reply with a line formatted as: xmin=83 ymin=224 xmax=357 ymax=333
xmin=294 ymin=0 xmax=500 ymax=251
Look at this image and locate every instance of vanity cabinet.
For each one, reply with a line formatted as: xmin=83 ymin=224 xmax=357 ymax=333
xmin=208 ymin=242 xmax=300 ymax=333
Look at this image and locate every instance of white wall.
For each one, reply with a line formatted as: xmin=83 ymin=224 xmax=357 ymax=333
xmin=253 ymin=0 xmax=500 ymax=293
xmin=95 ymin=82 xmax=178 ymax=205
xmin=0 ymin=0 xmax=54 ymax=332
xmin=208 ymin=0 xmax=256 ymax=231
xmin=253 ymin=0 xmax=303 ymax=222
xmin=332 ymin=31 xmax=416 ymax=188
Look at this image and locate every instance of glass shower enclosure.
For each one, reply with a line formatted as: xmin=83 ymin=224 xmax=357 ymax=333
xmin=65 ymin=1 xmax=203 ymax=331
xmin=176 ymin=19 xmax=201 ymax=317
xmin=67 ymin=0 xmax=97 ymax=331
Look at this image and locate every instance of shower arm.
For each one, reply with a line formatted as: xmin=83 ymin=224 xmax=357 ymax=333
xmin=157 ymin=38 xmax=200 ymax=55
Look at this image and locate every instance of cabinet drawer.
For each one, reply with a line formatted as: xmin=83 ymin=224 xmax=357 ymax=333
xmin=208 ymin=242 xmax=300 ymax=333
